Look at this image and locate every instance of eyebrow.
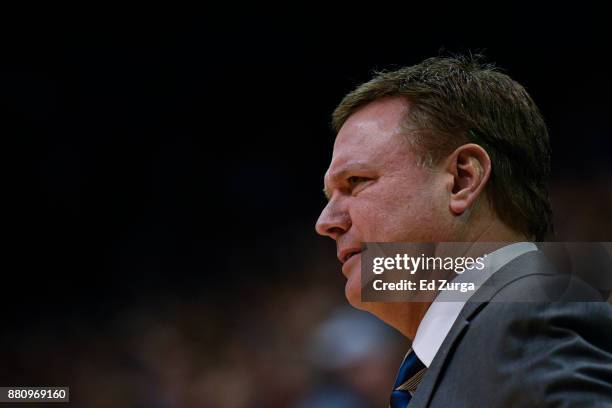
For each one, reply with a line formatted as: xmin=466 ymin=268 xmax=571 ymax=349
xmin=322 ymin=162 xmax=375 ymax=200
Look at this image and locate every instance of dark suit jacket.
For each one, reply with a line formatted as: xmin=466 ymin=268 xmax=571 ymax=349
xmin=410 ymin=250 xmax=612 ymax=407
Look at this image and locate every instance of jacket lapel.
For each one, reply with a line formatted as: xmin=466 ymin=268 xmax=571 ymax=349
xmin=408 ymin=251 xmax=553 ymax=407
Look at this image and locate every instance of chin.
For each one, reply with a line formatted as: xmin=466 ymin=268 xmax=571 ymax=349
xmin=344 ymin=277 xmax=363 ymax=310
xmin=344 ymin=278 xmax=372 ymax=312
xmin=342 ymin=257 xmax=362 ymax=306
xmin=345 ymin=285 xmax=362 ymax=309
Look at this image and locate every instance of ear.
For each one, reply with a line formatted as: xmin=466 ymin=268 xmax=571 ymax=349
xmin=445 ymin=143 xmax=491 ymax=215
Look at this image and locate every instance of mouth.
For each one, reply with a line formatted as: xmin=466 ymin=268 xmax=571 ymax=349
xmin=340 ymin=248 xmax=362 ymax=279
xmin=339 ymin=248 xmax=363 ymax=264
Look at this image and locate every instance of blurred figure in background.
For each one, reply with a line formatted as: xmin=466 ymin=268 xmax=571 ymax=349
xmin=297 ymin=307 xmax=404 ymax=408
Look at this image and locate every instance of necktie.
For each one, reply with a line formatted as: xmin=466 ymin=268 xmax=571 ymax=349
xmin=389 ymin=348 xmax=427 ymax=407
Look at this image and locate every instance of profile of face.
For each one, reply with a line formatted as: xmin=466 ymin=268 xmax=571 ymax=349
xmin=315 ymin=97 xmax=457 ymax=311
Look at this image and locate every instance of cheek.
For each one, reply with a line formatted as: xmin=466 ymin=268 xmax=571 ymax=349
xmin=352 ymin=180 xmax=449 ymax=241
xmin=349 ymin=202 xmax=392 ymax=239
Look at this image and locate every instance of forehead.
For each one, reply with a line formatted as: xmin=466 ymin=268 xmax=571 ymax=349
xmin=327 ymin=97 xmax=412 ymax=175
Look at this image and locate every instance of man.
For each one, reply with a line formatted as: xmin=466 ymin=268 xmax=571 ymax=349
xmin=315 ymin=56 xmax=612 ymax=407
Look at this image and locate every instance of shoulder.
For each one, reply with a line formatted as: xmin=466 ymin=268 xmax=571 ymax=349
xmin=432 ymin=252 xmax=612 ymax=407
xmin=461 ymin=300 xmax=612 ymax=406
xmin=431 ymin=250 xmax=612 ymax=406
xmin=472 ymin=249 xmax=605 ymax=303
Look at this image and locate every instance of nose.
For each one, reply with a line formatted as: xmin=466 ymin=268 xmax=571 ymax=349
xmin=315 ymin=201 xmax=351 ymax=240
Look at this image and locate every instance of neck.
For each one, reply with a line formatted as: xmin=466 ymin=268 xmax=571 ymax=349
xmin=384 ymin=218 xmax=529 ymax=340
xmin=373 ymin=301 xmax=432 ymax=340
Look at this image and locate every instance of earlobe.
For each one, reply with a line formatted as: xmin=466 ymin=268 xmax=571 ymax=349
xmin=449 ymin=189 xmax=471 ymax=215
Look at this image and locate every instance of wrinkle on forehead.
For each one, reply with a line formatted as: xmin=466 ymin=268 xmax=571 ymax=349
xmin=330 ymin=129 xmax=413 ymax=175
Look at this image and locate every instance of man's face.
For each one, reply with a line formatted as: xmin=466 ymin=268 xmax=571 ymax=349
xmin=316 ymin=97 xmax=452 ymax=309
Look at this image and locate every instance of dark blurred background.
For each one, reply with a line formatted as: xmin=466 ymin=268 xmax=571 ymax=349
xmin=1 ymin=9 xmax=611 ymax=407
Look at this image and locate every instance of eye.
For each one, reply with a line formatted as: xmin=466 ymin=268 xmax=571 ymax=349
xmin=347 ymin=176 xmax=367 ymax=187
xmin=346 ymin=176 xmax=373 ymax=195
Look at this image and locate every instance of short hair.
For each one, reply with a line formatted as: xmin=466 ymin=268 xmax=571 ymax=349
xmin=332 ymin=55 xmax=552 ymax=241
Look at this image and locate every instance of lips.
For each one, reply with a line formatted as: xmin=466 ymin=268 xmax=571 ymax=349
xmin=338 ymin=247 xmax=363 ymax=264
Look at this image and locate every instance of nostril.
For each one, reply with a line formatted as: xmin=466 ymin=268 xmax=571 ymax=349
xmin=315 ymin=220 xmax=333 ymax=237
xmin=328 ymin=226 xmax=345 ymax=237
